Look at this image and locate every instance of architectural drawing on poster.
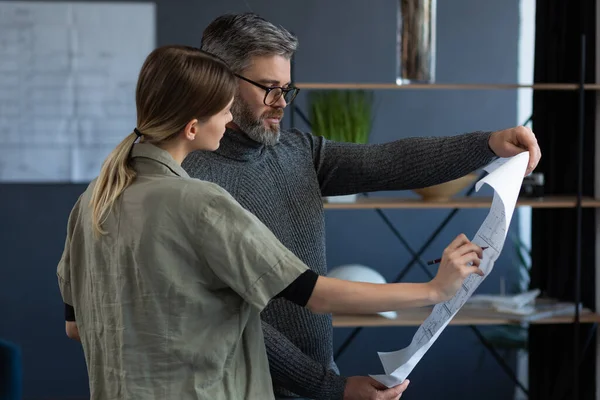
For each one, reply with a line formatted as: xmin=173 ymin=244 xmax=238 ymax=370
xmin=0 ymin=2 xmax=155 ymax=182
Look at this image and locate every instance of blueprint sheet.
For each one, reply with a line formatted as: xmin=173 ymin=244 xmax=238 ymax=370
xmin=371 ymin=152 xmax=530 ymax=387
xmin=0 ymin=1 xmax=155 ymax=182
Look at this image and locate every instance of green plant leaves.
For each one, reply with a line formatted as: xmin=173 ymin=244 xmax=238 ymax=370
xmin=308 ymin=90 xmax=374 ymax=144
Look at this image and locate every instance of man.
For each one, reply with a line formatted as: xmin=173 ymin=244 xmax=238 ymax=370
xmin=183 ymin=13 xmax=540 ymax=400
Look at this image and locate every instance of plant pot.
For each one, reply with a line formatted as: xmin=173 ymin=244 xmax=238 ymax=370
xmin=324 ymin=194 xmax=358 ymax=203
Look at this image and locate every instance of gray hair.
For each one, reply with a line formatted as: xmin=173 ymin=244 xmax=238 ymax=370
xmin=201 ymin=13 xmax=298 ymax=73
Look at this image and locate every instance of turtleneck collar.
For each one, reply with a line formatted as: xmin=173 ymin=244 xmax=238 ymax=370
xmin=214 ymin=128 xmax=269 ymax=161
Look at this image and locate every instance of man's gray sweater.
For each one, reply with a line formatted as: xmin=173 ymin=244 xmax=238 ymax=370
xmin=181 ymin=128 xmax=497 ymax=399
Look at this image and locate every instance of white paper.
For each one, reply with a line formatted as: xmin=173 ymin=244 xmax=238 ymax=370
xmin=370 ymin=152 xmax=530 ymax=387
xmin=0 ymin=1 xmax=155 ymax=182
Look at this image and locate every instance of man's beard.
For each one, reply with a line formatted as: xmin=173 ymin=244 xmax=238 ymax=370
xmin=231 ymin=97 xmax=284 ymax=146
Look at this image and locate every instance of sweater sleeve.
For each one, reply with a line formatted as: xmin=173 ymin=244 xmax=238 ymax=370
xmin=309 ymin=130 xmax=497 ymax=196
xmin=262 ymin=320 xmax=347 ymax=400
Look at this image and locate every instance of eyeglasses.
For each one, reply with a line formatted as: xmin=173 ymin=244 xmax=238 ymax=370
xmin=234 ymin=74 xmax=300 ymax=106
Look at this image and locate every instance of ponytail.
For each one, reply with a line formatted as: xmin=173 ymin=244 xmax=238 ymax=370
xmin=89 ymin=132 xmax=138 ymax=237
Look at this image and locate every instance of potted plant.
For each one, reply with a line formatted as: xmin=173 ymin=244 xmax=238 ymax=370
xmin=308 ymin=89 xmax=375 ymax=203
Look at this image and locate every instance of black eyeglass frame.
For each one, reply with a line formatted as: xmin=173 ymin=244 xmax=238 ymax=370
xmin=234 ymin=74 xmax=300 ymax=106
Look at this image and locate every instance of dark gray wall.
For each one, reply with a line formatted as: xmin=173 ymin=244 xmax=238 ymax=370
xmin=0 ymin=0 xmax=520 ymax=399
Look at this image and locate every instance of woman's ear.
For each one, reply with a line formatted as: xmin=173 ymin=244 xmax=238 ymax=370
xmin=183 ymin=119 xmax=199 ymax=141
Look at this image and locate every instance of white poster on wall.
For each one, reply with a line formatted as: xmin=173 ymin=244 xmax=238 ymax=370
xmin=0 ymin=1 xmax=155 ymax=182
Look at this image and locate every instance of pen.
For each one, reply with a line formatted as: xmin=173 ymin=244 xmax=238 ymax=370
xmin=426 ymin=247 xmax=489 ymax=265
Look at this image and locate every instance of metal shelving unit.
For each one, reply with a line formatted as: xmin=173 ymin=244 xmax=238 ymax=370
xmin=288 ymin=33 xmax=596 ymax=399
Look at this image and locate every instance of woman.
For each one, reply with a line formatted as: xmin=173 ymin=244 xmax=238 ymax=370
xmin=57 ymin=45 xmax=485 ymax=400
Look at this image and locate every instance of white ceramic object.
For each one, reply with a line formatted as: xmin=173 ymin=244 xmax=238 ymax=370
xmin=327 ymin=264 xmax=398 ymax=320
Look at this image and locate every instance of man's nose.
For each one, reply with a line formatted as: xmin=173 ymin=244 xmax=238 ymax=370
xmin=272 ymin=94 xmax=287 ymax=109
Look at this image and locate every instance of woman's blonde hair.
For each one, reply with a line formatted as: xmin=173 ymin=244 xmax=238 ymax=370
xmin=89 ymin=45 xmax=236 ymax=236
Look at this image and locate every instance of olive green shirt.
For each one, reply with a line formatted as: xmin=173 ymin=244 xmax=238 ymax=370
xmin=57 ymin=143 xmax=308 ymax=400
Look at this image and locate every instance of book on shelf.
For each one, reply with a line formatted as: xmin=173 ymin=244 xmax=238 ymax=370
xmin=463 ymin=296 xmax=583 ymax=322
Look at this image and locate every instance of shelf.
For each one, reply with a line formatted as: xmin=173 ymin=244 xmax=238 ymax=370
xmin=332 ymin=307 xmax=600 ymax=327
xmin=323 ymin=196 xmax=600 ymax=209
xmin=296 ymin=83 xmax=600 ymax=90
